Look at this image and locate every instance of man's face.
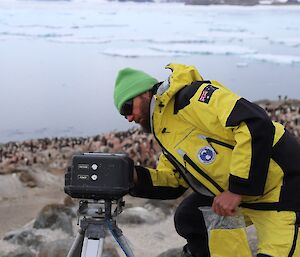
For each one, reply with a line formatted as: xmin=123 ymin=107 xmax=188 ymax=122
xmin=124 ymin=91 xmax=152 ymax=133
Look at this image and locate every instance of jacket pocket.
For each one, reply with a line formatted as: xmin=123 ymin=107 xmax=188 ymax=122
xmin=177 ymin=149 xmax=224 ymax=193
xmin=174 ymin=130 xmax=233 ymax=193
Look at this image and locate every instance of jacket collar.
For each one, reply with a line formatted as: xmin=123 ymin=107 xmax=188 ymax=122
xmin=149 ymin=63 xmax=204 ymax=132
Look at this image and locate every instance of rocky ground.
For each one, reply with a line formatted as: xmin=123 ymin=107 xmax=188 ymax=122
xmin=0 ymin=98 xmax=299 ymax=257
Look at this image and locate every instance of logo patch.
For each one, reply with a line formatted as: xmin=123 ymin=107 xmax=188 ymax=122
xmin=198 ymin=146 xmax=216 ymax=164
xmin=198 ymin=85 xmax=218 ymax=104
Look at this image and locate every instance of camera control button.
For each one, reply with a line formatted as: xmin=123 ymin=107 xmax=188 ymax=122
xmin=91 ymin=164 xmax=98 ymax=170
xmin=91 ymin=174 xmax=98 ymax=181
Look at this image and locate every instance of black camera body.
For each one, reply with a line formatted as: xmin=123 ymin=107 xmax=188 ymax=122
xmin=64 ymin=153 xmax=134 ymax=200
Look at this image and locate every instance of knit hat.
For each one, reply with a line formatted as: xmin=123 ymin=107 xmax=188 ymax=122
xmin=114 ymin=68 xmax=158 ymax=112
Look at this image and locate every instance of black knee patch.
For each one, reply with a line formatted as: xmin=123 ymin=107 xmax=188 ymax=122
xmin=174 ymin=193 xmax=213 ymax=257
xmin=174 ymin=194 xmax=210 ymax=237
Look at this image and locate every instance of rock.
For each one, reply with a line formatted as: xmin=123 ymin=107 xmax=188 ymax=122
xmin=38 ymin=238 xmax=120 ymax=257
xmin=18 ymin=170 xmax=37 ymax=188
xmin=102 ymin=243 xmax=120 ymax=257
xmin=38 ymin=239 xmax=73 ymax=257
xmin=3 ymin=228 xmax=43 ymax=250
xmin=157 ymin=247 xmax=182 ymax=257
xmin=118 ymin=206 xmax=161 ymax=225
xmin=0 ymin=247 xmax=35 ymax=257
xmin=63 ymin=195 xmax=77 ymax=207
xmin=0 ymin=174 xmax=25 ymax=199
xmin=33 ymin=203 xmax=75 ymax=235
xmin=153 ymin=231 xmax=166 ymax=240
xmin=144 ymin=199 xmax=176 ymax=216
xmin=118 ymin=195 xmax=185 ymax=224
xmin=118 ymin=199 xmax=176 ymax=225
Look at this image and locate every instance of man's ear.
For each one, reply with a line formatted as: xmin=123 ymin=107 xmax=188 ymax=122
xmin=146 ymin=90 xmax=153 ymax=99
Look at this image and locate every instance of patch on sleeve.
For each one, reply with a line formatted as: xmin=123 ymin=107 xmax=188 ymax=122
xmin=198 ymin=85 xmax=218 ymax=104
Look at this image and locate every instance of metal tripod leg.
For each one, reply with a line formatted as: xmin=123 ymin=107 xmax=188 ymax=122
xmin=82 ymin=237 xmax=104 ymax=257
xmin=80 ymin=219 xmax=106 ymax=257
xmin=67 ymin=228 xmax=85 ymax=257
xmin=67 ymin=220 xmax=106 ymax=257
xmin=67 ymin=199 xmax=135 ymax=257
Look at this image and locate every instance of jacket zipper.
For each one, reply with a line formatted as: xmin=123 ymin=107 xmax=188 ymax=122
xmin=162 ymin=148 xmax=216 ymax=196
xmin=199 ymin=135 xmax=234 ymax=154
xmin=182 ymin=152 xmax=224 ymax=193
xmin=152 ymin=124 xmax=219 ymax=196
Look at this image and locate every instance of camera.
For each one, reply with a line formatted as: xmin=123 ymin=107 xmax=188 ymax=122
xmin=64 ymin=152 xmax=134 ymax=200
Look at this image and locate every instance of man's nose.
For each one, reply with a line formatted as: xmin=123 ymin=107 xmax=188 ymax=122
xmin=126 ymin=115 xmax=134 ymax=122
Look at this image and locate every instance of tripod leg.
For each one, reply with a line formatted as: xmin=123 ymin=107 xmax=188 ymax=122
xmin=82 ymin=237 xmax=104 ymax=257
xmin=67 ymin=228 xmax=85 ymax=257
xmin=108 ymin=221 xmax=135 ymax=257
xmin=97 ymin=238 xmax=104 ymax=257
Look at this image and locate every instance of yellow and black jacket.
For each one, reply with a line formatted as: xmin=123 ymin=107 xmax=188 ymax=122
xmin=131 ymin=63 xmax=300 ymax=212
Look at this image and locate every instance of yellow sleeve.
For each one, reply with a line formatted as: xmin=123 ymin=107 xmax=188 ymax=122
xmin=130 ymin=154 xmax=188 ymax=199
xmin=148 ymin=153 xmax=189 ymax=188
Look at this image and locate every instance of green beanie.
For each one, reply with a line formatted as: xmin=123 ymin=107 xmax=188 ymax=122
xmin=114 ymin=68 xmax=158 ymax=112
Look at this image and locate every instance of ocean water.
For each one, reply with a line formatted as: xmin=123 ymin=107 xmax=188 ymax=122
xmin=0 ymin=0 xmax=299 ymax=143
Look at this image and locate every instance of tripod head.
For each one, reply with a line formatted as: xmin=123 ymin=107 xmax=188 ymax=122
xmin=77 ymin=198 xmax=125 ymax=224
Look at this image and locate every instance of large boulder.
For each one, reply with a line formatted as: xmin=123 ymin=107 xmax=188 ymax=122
xmin=63 ymin=195 xmax=77 ymax=207
xmin=0 ymin=174 xmax=25 ymax=200
xmin=33 ymin=203 xmax=75 ymax=235
xmin=0 ymin=247 xmax=35 ymax=257
xmin=3 ymin=229 xmax=43 ymax=250
xmin=118 ymin=199 xmax=176 ymax=225
xmin=144 ymin=199 xmax=176 ymax=216
xmin=18 ymin=170 xmax=38 ymax=188
xmin=118 ymin=206 xmax=160 ymax=225
xmin=38 ymin=239 xmax=73 ymax=257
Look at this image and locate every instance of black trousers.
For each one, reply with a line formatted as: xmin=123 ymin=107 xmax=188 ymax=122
xmin=174 ymin=192 xmax=213 ymax=257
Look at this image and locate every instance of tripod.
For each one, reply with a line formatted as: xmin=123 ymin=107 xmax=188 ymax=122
xmin=67 ymin=198 xmax=135 ymax=257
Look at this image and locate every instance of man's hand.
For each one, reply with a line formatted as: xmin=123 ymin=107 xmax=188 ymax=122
xmin=212 ymin=191 xmax=242 ymax=216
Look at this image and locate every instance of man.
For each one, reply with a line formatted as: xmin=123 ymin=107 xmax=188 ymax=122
xmin=113 ymin=63 xmax=300 ymax=257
